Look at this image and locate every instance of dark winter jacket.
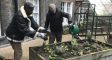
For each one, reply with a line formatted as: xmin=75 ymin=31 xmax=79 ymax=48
xmin=6 ymin=6 xmax=39 ymax=41
xmin=44 ymin=9 xmax=71 ymax=33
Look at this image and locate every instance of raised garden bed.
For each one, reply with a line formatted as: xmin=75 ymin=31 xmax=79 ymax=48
xmin=29 ymin=39 xmax=112 ymax=60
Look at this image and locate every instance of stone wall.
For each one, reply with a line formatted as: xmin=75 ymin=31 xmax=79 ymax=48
xmin=0 ymin=0 xmax=25 ymax=36
xmin=0 ymin=0 xmax=14 ymax=35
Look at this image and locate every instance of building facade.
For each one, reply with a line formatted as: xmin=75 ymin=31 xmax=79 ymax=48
xmin=0 ymin=0 xmax=78 ymax=36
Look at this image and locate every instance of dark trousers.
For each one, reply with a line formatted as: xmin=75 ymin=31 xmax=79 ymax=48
xmin=9 ymin=41 xmax=22 ymax=60
xmin=49 ymin=32 xmax=62 ymax=44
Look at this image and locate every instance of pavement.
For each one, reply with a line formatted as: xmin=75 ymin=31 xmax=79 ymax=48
xmin=0 ymin=36 xmax=9 ymax=46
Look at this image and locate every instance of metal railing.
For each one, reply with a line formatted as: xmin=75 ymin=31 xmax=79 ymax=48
xmin=74 ymin=2 xmax=112 ymax=41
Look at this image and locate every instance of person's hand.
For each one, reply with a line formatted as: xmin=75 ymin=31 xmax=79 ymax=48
xmin=36 ymin=32 xmax=48 ymax=41
xmin=64 ymin=23 xmax=73 ymax=27
xmin=38 ymin=27 xmax=47 ymax=33
xmin=68 ymin=21 xmax=72 ymax=24
xmin=38 ymin=27 xmax=45 ymax=31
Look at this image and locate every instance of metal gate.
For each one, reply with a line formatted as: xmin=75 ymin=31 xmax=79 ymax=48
xmin=74 ymin=1 xmax=112 ymax=42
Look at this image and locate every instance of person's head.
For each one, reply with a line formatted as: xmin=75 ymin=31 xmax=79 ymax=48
xmin=48 ymin=3 xmax=56 ymax=13
xmin=24 ymin=2 xmax=34 ymax=16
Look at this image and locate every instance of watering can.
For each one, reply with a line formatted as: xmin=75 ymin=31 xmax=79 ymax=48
xmin=70 ymin=24 xmax=79 ymax=36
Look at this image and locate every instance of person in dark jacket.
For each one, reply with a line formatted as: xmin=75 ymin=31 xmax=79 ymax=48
xmin=6 ymin=2 xmax=47 ymax=60
xmin=44 ymin=4 xmax=72 ymax=44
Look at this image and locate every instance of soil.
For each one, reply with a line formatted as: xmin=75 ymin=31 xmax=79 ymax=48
xmin=34 ymin=39 xmax=112 ymax=60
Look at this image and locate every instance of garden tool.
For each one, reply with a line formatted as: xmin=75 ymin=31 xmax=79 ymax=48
xmin=69 ymin=24 xmax=80 ymax=40
xmin=69 ymin=24 xmax=79 ymax=37
xmin=69 ymin=23 xmax=80 ymax=45
xmin=40 ymin=30 xmax=50 ymax=46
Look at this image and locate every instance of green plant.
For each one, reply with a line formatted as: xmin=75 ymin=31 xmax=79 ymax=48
xmin=63 ymin=26 xmax=69 ymax=35
xmin=71 ymin=38 xmax=78 ymax=46
xmin=43 ymin=43 xmax=66 ymax=60
xmin=41 ymin=39 xmax=112 ymax=59
xmin=55 ymin=46 xmax=65 ymax=55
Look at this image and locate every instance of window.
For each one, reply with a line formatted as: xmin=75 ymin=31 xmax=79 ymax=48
xmin=26 ymin=0 xmax=40 ymax=25
xmin=61 ymin=2 xmax=73 ymax=25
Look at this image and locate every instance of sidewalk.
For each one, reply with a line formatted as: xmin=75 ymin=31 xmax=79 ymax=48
xmin=0 ymin=36 xmax=9 ymax=46
xmin=0 ymin=34 xmax=72 ymax=60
